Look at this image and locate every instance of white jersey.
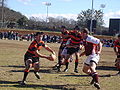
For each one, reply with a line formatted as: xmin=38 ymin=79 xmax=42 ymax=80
xmin=84 ymin=35 xmax=100 ymax=56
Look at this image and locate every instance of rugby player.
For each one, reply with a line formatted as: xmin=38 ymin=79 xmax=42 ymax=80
xmin=80 ymin=28 xmax=102 ymax=89
xmin=114 ymin=34 xmax=120 ymax=75
xmin=20 ymin=32 xmax=55 ymax=85
xmin=62 ymin=26 xmax=83 ymax=73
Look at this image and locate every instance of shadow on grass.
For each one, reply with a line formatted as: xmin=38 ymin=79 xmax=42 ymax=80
xmin=0 ymin=80 xmax=18 ymax=84
xmin=10 ymin=69 xmax=51 ymax=73
xmin=0 ymin=80 xmax=65 ymax=89
xmin=1 ymin=65 xmax=53 ymax=69
xmin=61 ymin=74 xmax=90 ymax=77
xmin=62 ymin=74 xmax=112 ymax=78
xmin=96 ymin=66 xmax=117 ymax=71
xmin=1 ymin=65 xmax=25 ymax=68
xmin=0 ymin=80 xmax=89 ymax=89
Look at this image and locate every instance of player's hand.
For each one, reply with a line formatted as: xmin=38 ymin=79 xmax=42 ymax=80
xmin=52 ymin=51 xmax=56 ymax=55
xmin=46 ymin=54 xmax=56 ymax=61
xmin=96 ymin=51 xmax=101 ymax=55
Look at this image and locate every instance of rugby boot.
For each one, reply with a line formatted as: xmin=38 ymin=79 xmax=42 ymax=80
xmin=34 ymin=71 xmax=40 ymax=79
xmin=94 ymin=82 xmax=101 ymax=89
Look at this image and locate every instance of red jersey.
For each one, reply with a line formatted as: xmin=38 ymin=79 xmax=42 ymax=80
xmin=26 ymin=40 xmax=45 ymax=57
xmin=61 ymin=30 xmax=70 ymax=45
xmin=114 ymin=40 xmax=120 ymax=53
xmin=68 ymin=30 xmax=82 ymax=47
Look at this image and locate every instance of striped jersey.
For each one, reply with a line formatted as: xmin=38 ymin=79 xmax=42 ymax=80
xmin=114 ymin=40 xmax=120 ymax=53
xmin=61 ymin=30 xmax=70 ymax=45
xmin=26 ymin=40 xmax=45 ymax=57
xmin=68 ymin=30 xmax=82 ymax=47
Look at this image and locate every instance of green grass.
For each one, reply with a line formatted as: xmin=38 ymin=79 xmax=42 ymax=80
xmin=0 ymin=39 xmax=120 ymax=90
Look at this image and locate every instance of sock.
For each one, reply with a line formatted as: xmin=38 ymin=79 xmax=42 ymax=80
xmin=23 ymin=69 xmax=29 ymax=81
xmin=89 ymin=73 xmax=92 ymax=76
xmin=92 ymin=72 xmax=99 ymax=83
xmin=75 ymin=60 xmax=78 ymax=70
xmin=58 ymin=56 xmax=61 ymax=63
xmin=75 ymin=62 xmax=78 ymax=70
xmin=65 ymin=62 xmax=69 ymax=69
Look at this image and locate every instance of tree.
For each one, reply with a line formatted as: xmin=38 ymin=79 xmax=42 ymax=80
xmin=77 ymin=9 xmax=104 ymax=33
xmin=17 ymin=17 xmax=28 ymax=28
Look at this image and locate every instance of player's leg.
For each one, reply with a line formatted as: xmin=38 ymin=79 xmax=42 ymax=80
xmin=74 ymin=52 xmax=79 ymax=73
xmin=21 ymin=59 xmax=32 ymax=85
xmin=90 ymin=61 xmax=100 ymax=89
xmin=63 ymin=54 xmax=71 ymax=72
xmin=33 ymin=62 xmax=40 ymax=79
xmin=53 ymin=46 xmax=62 ymax=70
xmin=82 ymin=64 xmax=91 ymax=74
xmin=115 ymin=58 xmax=120 ymax=75
xmin=63 ymin=47 xmax=74 ymax=72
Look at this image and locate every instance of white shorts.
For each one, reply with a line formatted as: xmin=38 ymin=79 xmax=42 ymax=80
xmin=84 ymin=54 xmax=100 ymax=65
xmin=61 ymin=47 xmax=68 ymax=56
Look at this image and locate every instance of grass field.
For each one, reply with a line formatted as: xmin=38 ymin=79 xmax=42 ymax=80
xmin=0 ymin=39 xmax=120 ymax=90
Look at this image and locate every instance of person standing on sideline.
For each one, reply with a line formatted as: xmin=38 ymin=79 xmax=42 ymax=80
xmin=80 ymin=28 xmax=102 ymax=89
xmin=20 ymin=32 xmax=56 ymax=85
xmin=114 ymin=34 xmax=120 ymax=75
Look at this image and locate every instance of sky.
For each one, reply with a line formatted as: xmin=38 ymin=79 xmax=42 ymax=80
xmin=6 ymin=0 xmax=120 ymax=27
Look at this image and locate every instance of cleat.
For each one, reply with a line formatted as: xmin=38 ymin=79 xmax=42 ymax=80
xmin=52 ymin=65 xmax=59 ymax=70
xmin=34 ymin=72 xmax=40 ymax=79
xmin=57 ymin=67 xmax=61 ymax=72
xmin=52 ymin=66 xmax=58 ymax=70
xmin=94 ymin=83 xmax=100 ymax=89
xmin=20 ymin=81 xmax=26 ymax=85
xmin=115 ymin=72 xmax=120 ymax=76
xmin=74 ymin=69 xmax=78 ymax=73
xmin=90 ymin=78 xmax=95 ymax=85
xmin=64 ymin=68 xmax=68 ymax=72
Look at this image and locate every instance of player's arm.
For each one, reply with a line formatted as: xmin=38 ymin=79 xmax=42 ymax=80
xmin=96 ymin=42 xmax=102 ymax=54
xmin=80 ymin=51 xmax=85 ymax=57
xmin=34 ymin=50 xmax=49 ymax=59
xmin=35 ymin=50 xmax=54 ymax=61
xmin=113 ymin=46 xmax=119 ymax=55
xmin=44 ymin=44 xmax=56 ymax=55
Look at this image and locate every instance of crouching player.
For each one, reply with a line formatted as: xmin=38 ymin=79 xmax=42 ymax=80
xmin=80 ymin=28 xmax=102 ymax=89
xmin=20 ymin=32 xmax=56 ymax=85
xmin=114 ymin=34 xmax=120 ymax=75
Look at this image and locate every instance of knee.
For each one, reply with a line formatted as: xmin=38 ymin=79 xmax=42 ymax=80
xmin=34 ymin=62 xmax=40 ymax=69
xmin=26 ymin=59 xmax=32 ymax=68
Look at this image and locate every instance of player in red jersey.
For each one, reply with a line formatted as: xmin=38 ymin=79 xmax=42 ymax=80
xmin=114 ymin=34 xmax=120 ymax=75
xmin=62 ymin=26 xmax=83 ymax=73
xmin=80 ymin=28 xmax=102 ymax=89
xmin=53 ymin=26 xmax=70 ymax=71
xmin=20 ymin=32 xmax=56 ymax=85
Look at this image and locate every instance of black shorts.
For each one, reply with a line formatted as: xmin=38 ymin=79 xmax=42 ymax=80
xmin=66 ymin=47 xmax=80 ymax=55
xmin=117 ymin=55 xmax=120 ymax=58
xmin=24 ymin=54 xmax=39 ymax=64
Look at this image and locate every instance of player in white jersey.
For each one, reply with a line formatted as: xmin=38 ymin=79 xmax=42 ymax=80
xmin=80 ymin=28 xmax=102 ymax=89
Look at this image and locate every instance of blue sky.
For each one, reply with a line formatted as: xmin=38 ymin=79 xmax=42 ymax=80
xmin=7 ymin=0 xmax=120 ymax=27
